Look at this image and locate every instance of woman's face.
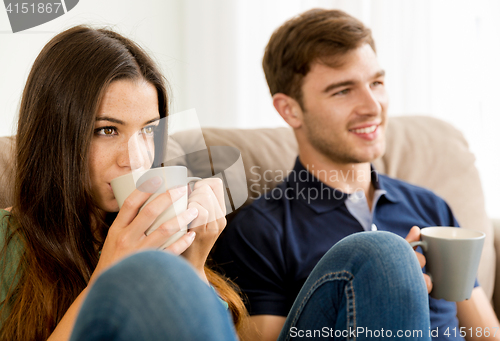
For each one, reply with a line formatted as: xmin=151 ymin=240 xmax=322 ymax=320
xmin=89 ymin=79 xmax=161 ymax=212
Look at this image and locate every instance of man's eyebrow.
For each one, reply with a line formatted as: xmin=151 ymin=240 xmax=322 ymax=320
xmin=322 ymin=80 xmax=355 ymax=94
xmin=95 ymin=116 xmax=161 ymax=125
xmin=322 ymin=69 xmax=386 ymax=94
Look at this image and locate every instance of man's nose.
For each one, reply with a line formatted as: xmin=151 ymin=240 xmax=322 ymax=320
xmin=356 ymin=86 xmax=382 ymax=116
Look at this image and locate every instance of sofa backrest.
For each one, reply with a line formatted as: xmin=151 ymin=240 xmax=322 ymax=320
xmin=0 ymin=115 xmax=495 ymax=299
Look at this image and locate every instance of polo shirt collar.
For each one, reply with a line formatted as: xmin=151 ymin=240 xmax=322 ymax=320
xmin=287 ymin=157 xmax=399 ymax=214
xmin=375 ymin=170 xmax=400 ymax=203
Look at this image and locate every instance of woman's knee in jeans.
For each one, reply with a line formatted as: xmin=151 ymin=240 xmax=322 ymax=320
xmin=95 ymin=250 xmax=199 ymax=293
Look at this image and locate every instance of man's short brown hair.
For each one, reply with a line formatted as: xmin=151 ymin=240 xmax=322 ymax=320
xmin=262 ymin=9 xmax=375 ymax=108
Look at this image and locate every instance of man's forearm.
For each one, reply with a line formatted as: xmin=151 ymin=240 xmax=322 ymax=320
xmin=457 ymin=287 xmax=500 ymax=341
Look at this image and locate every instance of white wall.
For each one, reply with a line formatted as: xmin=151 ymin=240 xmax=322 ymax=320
xmin=0 ymin=0 xmax=185 ymax=136
xmin=1 ymin=0 xmax=499 ymax=218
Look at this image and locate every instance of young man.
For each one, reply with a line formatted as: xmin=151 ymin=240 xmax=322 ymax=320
xmin=214 ymin=9 xmax=499 ymax=341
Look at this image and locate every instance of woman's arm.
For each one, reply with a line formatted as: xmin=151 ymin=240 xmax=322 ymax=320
xmin=47 ymin=233 xmax=198 ymax=341
xmin=46 ymin=176 xmax=199 ymax=340
xmin=46 ymin=287 xmax=90 ymax=341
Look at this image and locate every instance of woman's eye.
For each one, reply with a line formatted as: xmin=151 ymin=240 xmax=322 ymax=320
xmin=140 ymin=125 xmax=156 ymax=136
xmin=95 ymin=127 xmax=117 ymax=136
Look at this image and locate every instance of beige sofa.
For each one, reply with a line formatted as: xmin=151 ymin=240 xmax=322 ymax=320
xmin=1 ymin=115 xmax=500 ymax=315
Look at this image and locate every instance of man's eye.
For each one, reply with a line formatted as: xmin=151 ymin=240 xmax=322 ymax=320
xmin=371 ymin=81 xmax=383 ymax=87
xmin=95 ymin=127 xmax=117 ymax=136
xmin=333 ymin=89 xmax=350 ymax=96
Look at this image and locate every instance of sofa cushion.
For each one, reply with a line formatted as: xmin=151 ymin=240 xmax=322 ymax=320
xmin=171 ymin=127 xmax=298 ymax=201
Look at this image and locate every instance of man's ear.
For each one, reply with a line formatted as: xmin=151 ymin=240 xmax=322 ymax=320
xmin=272 ymin=93 xmax=303 ymax=129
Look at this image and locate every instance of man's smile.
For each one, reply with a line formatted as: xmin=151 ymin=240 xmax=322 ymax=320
xmin=348 ymin=123 xmax=381 ymax=141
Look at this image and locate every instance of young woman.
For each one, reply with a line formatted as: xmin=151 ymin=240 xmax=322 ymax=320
xmin=0 ymin=25 xmax=246 ymax=340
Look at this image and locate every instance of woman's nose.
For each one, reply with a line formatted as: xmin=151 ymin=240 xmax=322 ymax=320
xmin=117 ymin=134 xmax=151 ymax=170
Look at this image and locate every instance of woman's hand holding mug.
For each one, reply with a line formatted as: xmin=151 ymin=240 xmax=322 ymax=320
xmin=181 ymin=178 xmax=227 ymax=282
xmin=90 ymin=176 xmax=199 ymax=285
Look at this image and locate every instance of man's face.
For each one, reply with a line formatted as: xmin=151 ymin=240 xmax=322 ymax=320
xmin=299 ymin=44 xmax=389 ymax=165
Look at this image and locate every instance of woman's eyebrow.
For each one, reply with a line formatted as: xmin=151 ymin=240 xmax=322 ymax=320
xmin=145 ymin=117 xmax=161 ymax=125
xmin=95 ymin=116 xmax=124 ymax=124
xmin=95 ymin=116 xmax=161 ymax=125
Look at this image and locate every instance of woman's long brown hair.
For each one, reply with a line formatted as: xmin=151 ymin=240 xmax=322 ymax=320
xmin=0 ymin=25 xmax=247 ymax=340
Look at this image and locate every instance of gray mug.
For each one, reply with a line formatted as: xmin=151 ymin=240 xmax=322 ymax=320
xmin=410 ymin=226 xmax=485 ymax=302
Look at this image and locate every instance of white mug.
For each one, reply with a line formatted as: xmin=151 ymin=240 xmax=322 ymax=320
xmin=111 ymin=166 xmax=200 ymax=248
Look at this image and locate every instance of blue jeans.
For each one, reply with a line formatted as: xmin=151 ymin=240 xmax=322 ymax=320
xmin=278 ymin=231 xmax=430 ymax=340
xmin=70 ymin=232 xmax=430 ymax=340
xmin=70 ymin=251 xmax=238 ymax=341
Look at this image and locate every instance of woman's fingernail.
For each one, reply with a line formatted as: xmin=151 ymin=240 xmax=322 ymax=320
xmin=169 ymin=186 xmax=187 ymax=201
xmin=150 ymin=176 xmax=163 ymax=186
xmin=187 ymin=231 xmax=196 ymax=240
xmin=186 ymin=207 xmax=199 ymax=219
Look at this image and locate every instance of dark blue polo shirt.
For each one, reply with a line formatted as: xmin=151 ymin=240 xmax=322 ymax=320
xmin=214 ymin=158 xmax=478 ymax=340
